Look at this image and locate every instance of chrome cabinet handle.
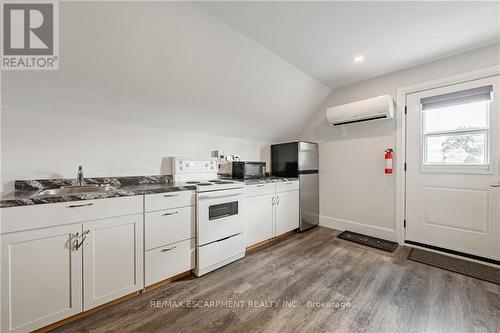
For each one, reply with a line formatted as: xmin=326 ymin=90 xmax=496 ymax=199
xmin=285 ymin=182 xmax=292 ymax=185
xmin=67 ymin=203 xmax=93 ymax=208
xmin=161 ymin=246 xmax=177 ymax=252
xmin=164 ymin=194 xmax=179 ymax=198
xmin=272 ymin=197 xmax=275 ymax=205
xmin=161 ymin=211 xmax=179 ymax=216
xmin=71 ymin=232 xmax=79 ymax=250
xmin=276 ymin=196 xmax=280 ymax=205
xmin=75 ymin=230 xmax=90 ymax=250
xmin=257 ymin=184 xmax=265 ymax=187
xmin=491 ymin=184 xmax=500 ymax=188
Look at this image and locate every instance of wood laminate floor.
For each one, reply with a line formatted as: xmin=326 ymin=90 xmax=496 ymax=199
xmin=52 ymin=227 xmax=500 ymax=333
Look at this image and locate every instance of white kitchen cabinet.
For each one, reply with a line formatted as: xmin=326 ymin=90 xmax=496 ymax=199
xmin=144 ymin=191 xmax=195 ymax=287
xmin=1 ymin=224 xmax=82 ymax=333
xmin=245 ymin=193 xmax=275 ymax=246
xmin=245 ymin=181 xmax=299 ymax=247
xmin=1 ymin=196 xmax=143 ymax=234
xmin=1 ymin=195 xmax=144 ymax=332
xmin=144 ymin=191 xmax=194 ymax=212
xmin=82 ymin=214 xmax=143 ymax=310
xmin=144 ymin=206 xmax=195 ymax=251
xmin=275 ymin=190 xmax=300 ymax=236
xmin=145 ymin=238 xmax=195 ymax=286
xmin=245 ymin=183 xmax=275 ymax=197
xmin=275 ymin=181 xmax=300 ymax=193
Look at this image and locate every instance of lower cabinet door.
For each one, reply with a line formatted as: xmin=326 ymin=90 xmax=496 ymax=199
xmin=1 ymin=224 xmax=82 ymax=333
xmin=82 ymin=214 xmax=143 ymax=311
xmin=145 ymin=238 xmax=195 ymax=287
xmin=275 ymin=190 xmax=300 ymax=236
xmin=245 ymin=194 xmax=274 ymax=247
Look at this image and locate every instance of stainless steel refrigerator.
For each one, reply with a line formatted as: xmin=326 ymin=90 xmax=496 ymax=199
xmin=271 ymin=141 xmax=319 ymax=231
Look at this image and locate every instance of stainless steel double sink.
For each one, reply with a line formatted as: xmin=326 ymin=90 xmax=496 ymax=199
xmin=34 ymin=184 xmax=116 ymax=197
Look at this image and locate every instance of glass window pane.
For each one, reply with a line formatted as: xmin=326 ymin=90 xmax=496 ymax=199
xmin=425 ymin=133 xmax=487 ymax=165
xmin=423 ymin=101 xmax=488 ymax=133
xmin=209 ymin=201 xmax=238 ymax=220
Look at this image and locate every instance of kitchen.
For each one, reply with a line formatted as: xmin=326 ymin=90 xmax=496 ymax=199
xmin=1 ymin=2 xmax=499 ymax=333
xmin=0 ymin=147 xmax=314 ymax=332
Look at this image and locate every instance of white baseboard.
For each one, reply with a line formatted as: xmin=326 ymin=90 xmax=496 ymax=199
xmin=319 ymin=215 xmax=396 ymax=241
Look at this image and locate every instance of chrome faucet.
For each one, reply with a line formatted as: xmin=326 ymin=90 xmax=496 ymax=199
xmin=76 ymin=166 xmax=85 ymax=186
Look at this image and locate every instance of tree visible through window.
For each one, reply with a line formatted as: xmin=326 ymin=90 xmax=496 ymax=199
xmin=441 ymin=129 xmax=485 ymax=164
xmin=421 ymin=91 xmax=490 ymax=166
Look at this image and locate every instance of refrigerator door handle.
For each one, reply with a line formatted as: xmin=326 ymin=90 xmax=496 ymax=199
xmin=298 ymin=170 xmax=319 ymax=175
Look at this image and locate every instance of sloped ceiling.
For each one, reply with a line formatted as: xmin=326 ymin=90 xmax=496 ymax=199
xmin=2 ymin=2 xmax=331 ymax=142
xmin=198 ymin=1 xmax=500 ymax=90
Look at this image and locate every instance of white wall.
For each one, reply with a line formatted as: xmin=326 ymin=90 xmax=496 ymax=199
xmin=299 ymin=43 xmax=500 ymax=240
xmin=0 ymin=109 xmax=269 ymax=192
xmin=1 ymin=2 xmax=330 ymax=191
xmin=1 ymin=2 xmax=329 ymax=143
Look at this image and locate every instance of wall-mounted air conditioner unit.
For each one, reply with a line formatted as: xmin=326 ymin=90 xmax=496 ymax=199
xmin=326 ymin=95 xmax=394 ymax=126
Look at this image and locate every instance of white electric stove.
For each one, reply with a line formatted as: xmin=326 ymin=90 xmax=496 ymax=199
xmin=171 ymin=157 xmax=246 ymax=276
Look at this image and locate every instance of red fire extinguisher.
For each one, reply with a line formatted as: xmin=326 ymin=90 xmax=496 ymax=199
xmin=385 ymin=149 xmax=394 ymax=174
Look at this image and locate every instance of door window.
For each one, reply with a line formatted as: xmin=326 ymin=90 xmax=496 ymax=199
xmin=421 ymin=85 xmax=492 ymax=168
xmin=209 ymin=201 xmax=238 ymax=221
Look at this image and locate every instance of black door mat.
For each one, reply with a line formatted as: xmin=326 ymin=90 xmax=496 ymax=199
xmin=337 ymin=231 xmax=398 ymax=252
xmin=408 ymin=248 xmax=500 ymax=285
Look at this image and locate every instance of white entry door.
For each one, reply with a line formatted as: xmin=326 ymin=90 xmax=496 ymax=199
xmin=406 ymin=75 xmax=500 ymax=261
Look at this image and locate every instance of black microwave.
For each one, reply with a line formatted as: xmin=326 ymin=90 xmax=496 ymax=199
xmin=232 ymin=161 xmax=266 ymax=179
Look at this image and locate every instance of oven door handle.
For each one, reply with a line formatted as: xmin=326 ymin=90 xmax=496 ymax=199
xmin=198 ymin=191 xmax=243 ymax=200
xmin=211 ymin=213 xmax=234 ymax=220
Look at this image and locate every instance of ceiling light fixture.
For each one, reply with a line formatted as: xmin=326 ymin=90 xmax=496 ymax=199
xmin=353 ymin=55 xmax=365 ymax=64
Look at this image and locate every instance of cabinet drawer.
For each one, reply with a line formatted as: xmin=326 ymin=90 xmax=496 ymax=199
xmin=245 ymin=183 xmax=275 ymax=197
xmin=144 ymin=191 xmax=194 ymax=212
xmin=196 ymin=233 xmax=245 ymax=276
xmin=276 ymin=181 xmax=299 ymax=193
xmin=145 ymin=239 xmax=195 ymax=286
xmin=145 ymin=206 xmax=194 ymax=250
xmin=1 ymin=196 xmax=143 ymax=234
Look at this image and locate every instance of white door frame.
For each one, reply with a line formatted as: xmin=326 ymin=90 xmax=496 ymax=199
xmin=395 ymin=65 xmax=500 ymax=244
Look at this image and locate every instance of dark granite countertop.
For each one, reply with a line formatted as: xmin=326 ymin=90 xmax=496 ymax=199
xmin=0 ymin=176 xmax=195 ymax=208
xmin=243 ymin=177 xmax=299 ymax=185
xmin=1 ymin=175 xmax=299 ymax=208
